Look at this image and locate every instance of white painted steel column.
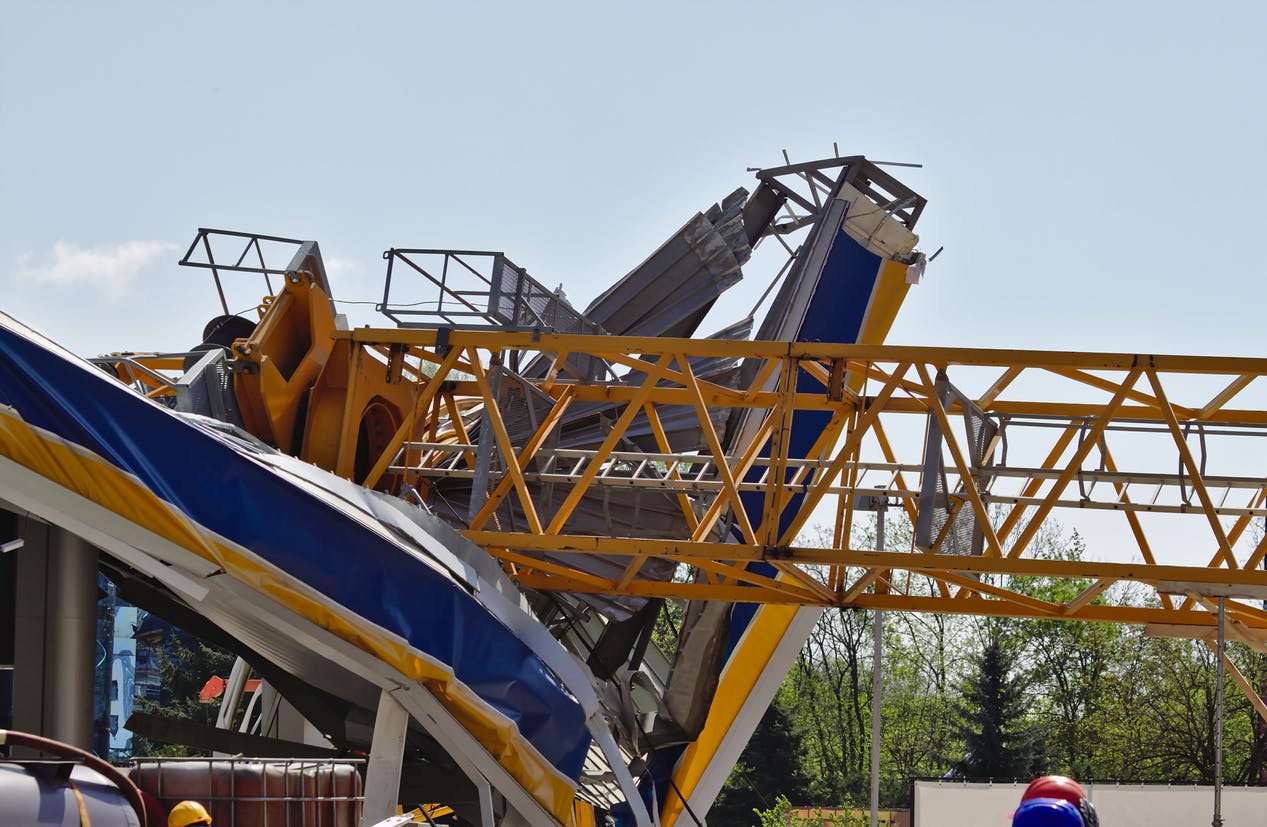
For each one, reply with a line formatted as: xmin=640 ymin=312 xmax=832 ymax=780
xmin=215 ymin=657 xmax=251 ymax=730
xmin=212 ymin=657 xmax=251 ymax=757
xmin=363 ymin=688 xmax=411 ymax=827
xmin=478 ymin=775 xmax=496 ymax=827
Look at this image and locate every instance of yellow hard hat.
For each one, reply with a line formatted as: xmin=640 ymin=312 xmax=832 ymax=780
xmin=168 ymin=800 xmax=212 ymax=827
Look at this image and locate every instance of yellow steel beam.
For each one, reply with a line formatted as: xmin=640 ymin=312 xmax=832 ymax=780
xmin=468 ymin=385 xmax=576 ymax=532
xmin=849 ymin=594 xmax=1265 ymax=626
xmin=1101 ymin=445 xmax=1167 ymax=606
xmin=640 ymin=402 xmax=701 ymax=534
xmin=419 ymin=380 xmax=1267 ymax=424
xmin=1200 ymin=373 xmax=1256 ymax=419
xmin=441 ymin=394 xmax=477 ymax=469
xmin=760 ymin=358 xmax=795 ymax=547
xmin=467 ymin=352 xmax=544 ymax=534
xmin=754 ymin=402 xmax=851 ymax=549
xmin=1218 ymin=648 xmax=1267 ymax=724
xmin=285 ymin=328 xmax=1267 ymax=625
xmin=334 ymin=328 xmax=1267 ymax=375
xmin=680 ymin=357 xmax=758 ymax=545
xmin=775 ymin=362 xmax=911 ymax=546
xmin=1046 ymin=366 xmax=1198 ymax=419
xmin=464 ymin=533 xmax=1267 ymax=590
xmin=976 ymin=365 xmax=1022 ymax=408
xmin=1004 ymin=368 xmax=1142 ymax=559
xmin=1061 ymin=579 xmax=1114 ymax=615
xmin=1145 ymin=368 xmax=1237 ymax=569
xmin=916 ymin=363 xmax=1005 ymax=557
xmin=362 ymin=346 xmax=463 ymax=489
xmin=544 ymin=353 xmax=674 ymax=535
xmin=690 ymin=414 xmax=774 ymax=543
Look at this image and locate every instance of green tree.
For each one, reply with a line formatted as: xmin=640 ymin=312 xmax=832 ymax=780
xmin=132 ymin=627 xmax=236 ymax=757
xmin=786 ymin=606 xmax=872 ymax=803
xmin=1124 ymin=635 xmax=1265 ymax=784
xmin=1240 ymin=647 xmax=1267 ymax=783
xmin=712 ymin=701 xmax=813 ymax=826
xmin=1009 ymin=528 xmax=1124 ymax=778
xmin=754 ymin=796 xmax=865 ymax=827
xmin=954 ymin=630 xmax=1044 ymax=780
xmin=880 ymin=621 xmax=963 ymax=805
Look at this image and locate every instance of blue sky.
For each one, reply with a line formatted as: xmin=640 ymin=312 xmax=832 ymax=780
xmin=3 ymin=2 xmax=1267 ymax=565
xmin=5 ymin=2 xmax=1265 ymax=358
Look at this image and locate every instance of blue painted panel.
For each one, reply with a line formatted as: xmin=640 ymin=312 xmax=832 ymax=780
xmin=0 ymin=322 xmax=591 ymax=778
xmin=727 ymin=229 xmax=882 ymax=647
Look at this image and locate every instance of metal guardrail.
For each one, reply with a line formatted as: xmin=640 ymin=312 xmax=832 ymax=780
xmin=377 ymin=249 xmax=605 ymax=336
xmin=179 ymin=229 xmax=330 ymax=318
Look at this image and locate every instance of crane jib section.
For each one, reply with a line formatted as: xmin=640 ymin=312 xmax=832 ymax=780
xmin=299 ymin=327 xmax=1267 ymax=642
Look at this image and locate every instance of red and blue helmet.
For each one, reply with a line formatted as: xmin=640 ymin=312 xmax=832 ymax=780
xmin=1021 ymin=776 xmax=1087 ymax=806
xmin=1012 ymin=797 xmax=1083 ymax=827
xmin=1018 ymin=776 xmax=1098 ymax=827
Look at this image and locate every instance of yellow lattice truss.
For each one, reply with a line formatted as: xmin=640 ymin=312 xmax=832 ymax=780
xmin=275 ymin=327 xmax=1267 ymax=645
xmin=106 ymin=320 xmax=1267 ymax=643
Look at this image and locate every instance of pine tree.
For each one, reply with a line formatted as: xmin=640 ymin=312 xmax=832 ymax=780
xmin=131 ymin=627 xmax=236 ymax=757
xmin=711 ymin=702 xmax=812 ymax=826
xmin=953 ymin=632 xmax=1044 ymax=780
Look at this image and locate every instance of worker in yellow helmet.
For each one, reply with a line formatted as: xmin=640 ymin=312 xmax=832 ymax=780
xmin=168 ymin=800 xmax=213 ymax=827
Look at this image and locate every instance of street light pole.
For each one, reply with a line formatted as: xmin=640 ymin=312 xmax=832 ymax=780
xmin=855 ymin=491 xmax=888 ymax=827
xmin=866 ymin=516 xmax=886 ymax=825
xmin=1214 ymin=596 xmax=1225 ymax=827
xmin=1155 ymin=581 xmax=1267 ymax=827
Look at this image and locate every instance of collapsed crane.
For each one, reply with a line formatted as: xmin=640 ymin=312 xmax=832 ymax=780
xmin=3 ymin=154 xmax=1267 ymax=827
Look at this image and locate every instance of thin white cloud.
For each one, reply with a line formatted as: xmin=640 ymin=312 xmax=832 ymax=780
xmin=16 ymin=240 xmax=178 ymax=297
xmin=321 ymin=256 xmax=368 ymax=299
xmin=322 ymin=256 xmax=362 ymax=280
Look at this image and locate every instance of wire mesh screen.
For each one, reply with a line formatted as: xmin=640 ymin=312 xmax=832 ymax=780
xmin=916 ymin=371 xmax=998 ymax=556
xmin=491 ymin=257 xmax=605 ymax=337
xmin=379 ymin=249 xmax=607 ymax=352
xmin=174 ymin=349 xmax=244 ymax=427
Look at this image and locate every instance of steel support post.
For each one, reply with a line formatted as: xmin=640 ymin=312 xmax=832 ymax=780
xmin=854 ymin=490 xmax=887 ymax=827
xmin=478 ymin=775 xmax=496 ymax=827
xmin=468 ymin=361 xmax=501 ymax=525
xmin=363 ymin=688 xmax=411 ymax=827
xmin=215 ymin=657 xmax=251 ymax=730
xmin=870 ymin=507 xmax=885 ymax=827
xmin=13 ymin=523 xmax=97 ymax=750
xmin=1213 ymin=597 xmax=1225 ymax=827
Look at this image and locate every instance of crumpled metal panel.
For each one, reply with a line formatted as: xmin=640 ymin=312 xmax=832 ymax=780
xmin=432 ymin=320 xmax=751 ymax=621
xmin=518 ymin=189 xmax=750 ymax=383
xmin=431 ymin=189 xmax=758 ymax=621
xmin=430 ymin=482 xmax=692 ymax=622
xmin=529 ymin=318 xmax=751 ymax=454
xmin=582 ymin=189 xmax=750 ymax=341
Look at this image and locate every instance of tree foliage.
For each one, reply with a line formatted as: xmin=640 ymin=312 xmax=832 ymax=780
xmin=131 ymin=627 xmax=236 ymax=757
xmin=713 ymin=516 xmax=1267 ymax=815
xmin=712 ymin=702 xmax=813 ymax=826
xmin=754 ymin=796 xmax=865 ymax=827
xmin=953 ymin=630 xmax=1044 ymax=780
